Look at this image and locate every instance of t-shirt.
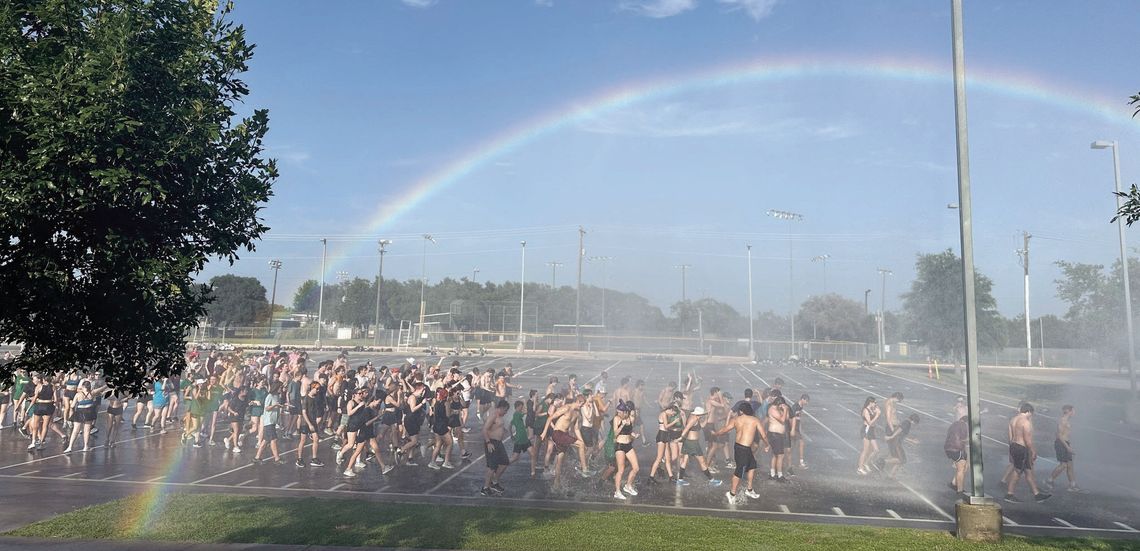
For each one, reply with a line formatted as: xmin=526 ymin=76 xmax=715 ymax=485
xmin=300 ymin=395 xmax=316 ymax=423
xmin=894 ymin=419 xmax=914 ymax=440
xmin=511 ymin=411 xmax=529 ymax=443
xmin=208 ymin=385 xmax=226 ymax=412
xmin=945 ymin=418 xmax=968 ymax=452
xmin=262 ymin=394 xmax=279 ymax=426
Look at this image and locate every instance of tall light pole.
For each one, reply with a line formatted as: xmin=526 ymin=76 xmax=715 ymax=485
xmin=518 ymin=241 xmax=526 ymax=353
xmin=674 ymin=264 xmax=692 ymax=337
xmin=1092 ymin=140 xmax=1138 ymax=393
xmin=877 ymin=268 xmax=892 ymax=360
xmin=864 ymin=289 xmax=871 ymax=316
xmin=418 ymin=234 xmax=436 ymax=343
xmin=812 ymin=254 xmax=830 ymax=294
xmin=747 ymin=245 xmax=755 ymax=362
xmin=316 ymin=239 xmax=326 ymax=348
xmin=587 ymin=256 xmax=613 ymax=329
xmin=575 ymin=226 xmax=585 ymax=350
xmin=767 ymin=209 xmax=803 ymax=357
xmin=546 ymin=261 xmax=563 ymax=288
xmin=1016 ymin=232 xmax=1032 ymax=367
xmin=472 ymin=267 xmax=479 ymax=282
xmin=268 ymin=259 xmax=282 ymax=321
xmin=336 ymin=270 xmax=349 ymax=284
xmin=373 ymin=240 xmax=390 ymax=346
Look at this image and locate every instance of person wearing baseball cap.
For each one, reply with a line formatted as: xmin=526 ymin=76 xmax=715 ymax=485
xmin=678 ymin=406 xmax=722 ymax=487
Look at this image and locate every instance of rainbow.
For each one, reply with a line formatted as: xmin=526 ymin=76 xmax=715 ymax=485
xmin=312 ymin=54 xmax=1139 ymax=279
xmin=121 ymin=434 xmax=192 ymax=536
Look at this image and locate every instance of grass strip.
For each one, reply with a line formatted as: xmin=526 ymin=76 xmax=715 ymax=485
xmin=6 ymin=493 xmax=1139 ymax=550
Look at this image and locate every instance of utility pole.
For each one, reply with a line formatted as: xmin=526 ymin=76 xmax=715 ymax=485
xmin=747 ymin=245 xmax=755 ymax=362
xmin=268 ymin=259 xmax=281 ymax=320
xmin=373 ymin=240 xmax=390 ymax=346
xmin=1017 ymin=231 xmax=1032 ymax=367
xmin=316 ymin=239 xmax=326 ymax=348
xmin=472 ymin=267 xmax=479 ymax=282
xmin=877 ymin=268 xmax=892 ymax=360
xmin=575 ymin=226 xmax=585 ymax=350
xmin=674 ymin=264 xmax=692 ymax=337
xmin=864 ymin=289 xmax=871 ymax=316
xmin=812 ymin=254 xmax=830 ymax=293
xmin=546 ymin=261 xmax=563 ymax=288
xmin=518 ymin=241 xmax=526 ymax=353
xmin=418 ymin=234 xmax=436 ymax=344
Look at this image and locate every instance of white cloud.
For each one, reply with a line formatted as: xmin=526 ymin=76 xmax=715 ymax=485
xmin=717 ymin=0 xmax=779 ymax=20
xmin=535 ymin=0 xmax=554 ymax=6
xmin=619 ymin=0 xmax=697 ymax=18
xmin=401 ymin=0 xmax=438 ymax=8
xmin=267 ymin=146 xmax=311 ymax=165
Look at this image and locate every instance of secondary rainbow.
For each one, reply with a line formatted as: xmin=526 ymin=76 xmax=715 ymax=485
xmin=314 ymin=54 xmax=1139 ymax=279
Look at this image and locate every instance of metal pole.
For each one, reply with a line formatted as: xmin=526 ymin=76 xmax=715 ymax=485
xmin=518 ymin=241 xmax=526 ymax=353
xmin=316 ymin=239 xmax=326 ymax=348
xmin=789 ymin=236 xmax=795 ymax=352
xmin=675 ymin=264 xmax=691 ymax=337
xmin=1112 ymin=144 xmax=1139 ymax=393
xmin=747 ymin=245 xmax=755 ymax=361
xmin=268 ymin=260 xmax=281 ymax=321
xmin=877 ymin=268 xmax=892 ymax=360
xmin=864 ymin=289 xmax=871 ymax=315
xmin=373 ymin=240 xmax=389 ymax=346
xmin=951 ymin=0 xmax=987 ymax=503
xmin=1019 ymin=232 xmax=1032 ymax=367
xmin=1039 ymin=316 xmax=1045 ymax=367
xmin=418 ymin=234 xmax=434 ymax=344
xmin=575 ymin=226 xmax=585 ymax=350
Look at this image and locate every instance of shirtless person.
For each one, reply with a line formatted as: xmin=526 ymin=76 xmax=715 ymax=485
xmin=1004 ymin=403 xmax=1051 ymax=503
xmin=541 ymin=395 xmax=590 ymax=487
xmin=480 ymin=400 xmax=511 ymax=496
xmin=715 ymin=403 xmax=768 ymax=504
xmin=766 ymin=396 xmax=789 ymax=481
xmin=704 ymin=387 xmax=730 ymax=471
xmin=1047 ymin=405 xmax=1084 ymax=493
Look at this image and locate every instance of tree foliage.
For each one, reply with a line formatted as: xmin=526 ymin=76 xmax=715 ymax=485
xmin=900 ymin=250 xmax=1006 ymax=358
xmin=796 ymin=293 xmax=867 ymax=342
xmin=205 ymin=275 xmax=268 ymax=326
xmin=1053 ymin=259 xmax=1140 ymax=360
xmin=0 ymin=0 xmax=275 ymax=393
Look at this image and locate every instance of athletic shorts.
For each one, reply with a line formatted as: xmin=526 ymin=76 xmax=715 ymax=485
xmin=63 ymin=389 xmax=77 ymax=400
xmin=486 ymin=439 xmax=510 ymax=469
xmin=106 ymin=406 xmax=123 ymax=416
xmin=404 ymin=418 xmax=421 ymax=437
xmin=862 ymin=425 xmax=877 ymax=440
xmin=432 ymin=423 xmax=450 ymax=436
xmin=513 ymin=440 xmax=532 ymax=455
xmin=681 ymin=438 xmax=703 ymax=457
xmin=262 ymin=424 xmax=278 ymax=441
xmin=0 ymin=393 xmax=9 ymax=406
xmin=552 ymin=430 xmax=576 ymax=453
xmin=946 ymin=449 xmax=966 ymax=463
xmin=1010 ymin=443 xmax=1031 ymax=472
xmin=768 ymin=433 xmax=786 ymax=456
xmin=733 ymin=443 xmax=757 ymax=479
xmin=448 ymin=414 xmax=462 ymax=429
xmin=1054 ymin=439 xmax=1073 ymax=463
xmin=615 ymin=442 xmax=634 ymax=454
xmin=704 ymin=426 xmax=723 ymax=444
xmin=655 ymin=429 xmax=673 ymax=443
xmin=34 ymin=403 xmax=55 ymax=417
xmin=71 ymin=407 xmax=97 ymax=424
xmin=299 ymin=424 xmax=315 ymax=435
xmin=381 ymin=411 xmax=399 ymax=426
xmin=358 ymin=424 xmax=374 ymax=441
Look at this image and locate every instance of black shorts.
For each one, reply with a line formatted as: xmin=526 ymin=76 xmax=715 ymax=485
xmin=287 ymin=404 xmax=300 ymax=415
xmin=946 ymin=449 xmax=966 ymax=463
xmin=381 ymin=411 xmax=398 ymax=426
xmin=1054 ymin=440 xmax=1073 ymax=463
xmin=63 ymin=389 xmax=77 ymax=400
xmin=768 ymin=433 xmax=786 ymax=455
xmin=478 ymin=390 xmax=493 ymax=405
xmin=433 ymin=423 xmax=450 ymax=436
xmin=580 ymin=426 xmax=597 ymax=448
xmin=862 ymin=425 xmax=877 ymax=440
xmin=404 ymin=418 xmax=421 ymax=437
xmin=733 ymin=443 xmax=757 ymax=479
xmin=448 ymin=415 xmax=462 ymax=429
xmin=358 ymin=424 xmax=375 ymax=441
xmin=704 ymin=426 xmax=723 ymax=444
xmin=71 ymin=407 xmax=97 ymax=423
xmin=138 ymin=395 xmax=152 ymax=403
xmin=262 ymin=424 xmax=278 ymax=441
xmin=1010 ymin=443 xmax=1031 ymax=472
xmin=486 ymin=439 xmax=510 ymax=469
xmin=299 ymin=424 xmax=315 ymax=435
xmin=615 ymin=442 xmax=633 ymax=454
xmin=106 ymin=406 xmax=123 ymax=416
xmin=513 ymin=440 xmax=532 ymax=455
xmin=34 ymin=403 xmax=55 ymax=417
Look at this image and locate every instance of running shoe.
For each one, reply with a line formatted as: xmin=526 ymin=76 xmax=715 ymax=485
xmin=462 ymin=427 xmax=471 ymax=433
xmin=142 ymin=423 xmax=153 ymax=429
xmin=744 ymin=489 xmax=760 ymax=499
xmin=1003 ymin=494 xmax=1022 ymax=503
xmin=404 ymin=459 xmax=419 ymax=466
xmin=331 ymin=443 xmax=342 ymax=451
xmin=675 ymin=478 xmax=691 ymax=486
xmin=776 ymin=476 xmax=789 ymax=483
xmin=622 ymin=484 xmax=638 ymax=496
xmin=707 ymin=479 xmax=724 ymax=487
xmin=90 ymin=427 xmax=99 ymax=434
xmin=491 ymin=482 xmax=505 ymax=494
xmin=1034 ymin=493 xmax=1052 ymax=502
xmin=479 ymin=487 xmax=494 ymax=496
xmin=613 ymin=491 xmax=627 ymax=500
xmin=355 ymin=460 xmax=366 ymax=470
xmin=343 ymin=469 xmax=357 ymax=478
xmin=193 ymin=442 xmax=202 ymax=448
xmin=442 ymin=461 xmax=455 ymax=469
xmin=382 ymin=465 xmax=395 ymax=475
xmin=725 ymin=491 xmax=738 ymax=504
xmin=428 ymin=462 xmax=441 ymax=470
xmin=461 ymin=451 xmax=472 ymax=460
xmin=232 ymin=447 xmax=242 ymax=454
xmin=310 ymin=459 xmax=324 ymax=467
xmin=208 ymin=440 xmax=218 ymax=447
xmin=63 ymin=446 xmax=73 ymax=454
xmin=295 ymin=459 xmax=305 ymax=468
xmin=798 ymin=462 xmax=808 ymax=470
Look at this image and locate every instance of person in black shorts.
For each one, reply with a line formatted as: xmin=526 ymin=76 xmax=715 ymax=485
xmin=295 ymin=382 xmax=324 ymax=468
xmin=713 ymin=402 xmax=767 ymax=504
xmin=481 ymin=400 xmax=511 ymax=496
xmin=428 ymin=388 xmax=454 ymax=470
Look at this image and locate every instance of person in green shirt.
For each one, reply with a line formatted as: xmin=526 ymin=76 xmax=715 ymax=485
xmin=509 ymin=400 xmax=536 ymax=477
xmin=205 ymin=376 xmax=226 ymax=446
xmin=248 ymin=379 xmax=268 ymax=443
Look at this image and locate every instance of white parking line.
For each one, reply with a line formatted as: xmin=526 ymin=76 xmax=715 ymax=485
xmin=832 ymin=507 xmax=846 ymax=516
xmin=0 ymin=431 xmax=159 ymax=471
xmin=515 ymin=358 xmax=564 ymax=376
xmin=101 ymin=473 xmax=124 ymax=480
xmin=425 ymin=436 xmax=513 ymax=494
xmin=779 ymin=504 xmax=790 ymax=513
xmin=236 ymin=479 xmax=256 ymax=486
xmin=60 ymin=472 xmax=82 ymax=479
xmin=147 ymin=475 xmax=166 ymax=483
xmin=886 ymin=509 xmax=902 ymax=519
xmin=585 ymin=360 xmax=621 ymax=385
xmin=328 ymin=483 xmax=346 ymax=491
xmin=1052 ymin=517 xmax=1077 ymax=528
xmin=191 ymin=436 xmax=334 ymax=485
xmin=17 ymin=470 xmax=39 ymax=476
xmin=1003 ymin=516 xmax=1020 ymax=526
xmin=1113 ymin=522 xmax=1138 ymax=532
xmin=281 ymin=481 xmax=298 ymax=489
xmin=778 ymin=372 xmax=806 ymax=388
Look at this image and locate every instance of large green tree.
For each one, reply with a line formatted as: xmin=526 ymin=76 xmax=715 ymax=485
xmin=204 ymin=275 xmax=268 ymax=326
xmin=900 ymin=250 xmax=1007 ymax=358
xmin=796 ymin=293 xmax=867 ymax=342
xmin=0 ymin=0 xmax=275 ymax=393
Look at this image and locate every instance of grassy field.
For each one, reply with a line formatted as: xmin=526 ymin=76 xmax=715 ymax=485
xmin=6 ymin=494 xmax=1138 ymax=550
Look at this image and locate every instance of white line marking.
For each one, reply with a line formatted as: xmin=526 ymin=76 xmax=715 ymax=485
xmin=281 ymin=481 xmax=298 ymax=489
xmin=101 ymin=473 xmax=124 ymax=480
xmin=378 ymin=484 xmax=391 ymax=492
xmin=1113 ymin=522 xmax=1138 ymax=532
xmin=779 ymin=504 xmax=790 ymax=513
xmin=147 ymin=475 xmax=166 ymax=483
xmin=832 ymin=507 xmax=846 ymax=516
xmin=585 ymin=360 xmax=621 ymax=385
xmin=886 ymin=509 xmax=902 ymax=519
xmin=515 ymin=358 xmax=564 ymax=376
xmin=328 ymin=483 xmax=346 ymax=491
xmin=778 ymin=372 xmax=806 ymax=388
xmin=236 ymin=479 xmax=256 ymax=487
xmin=190 ymin=436 xmax=333 ymax=484
xmin=1052 ymin=517 xmax=1077 ymax=528
xmin=17 ymin=470 xmax=39 ymax=476
xmin=60 ymin=472 xmax=82 ymax=479
xmin=1003 ymin=516 xmax=1020 ymax=526
xmin=0 ymin=431 xmax=160 ymax=471
xmin=425 ymin=436 xmax=513 ymax=494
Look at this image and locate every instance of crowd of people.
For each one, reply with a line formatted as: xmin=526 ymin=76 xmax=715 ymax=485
xmin=0 ymin=348 xmax=1084 ymax=505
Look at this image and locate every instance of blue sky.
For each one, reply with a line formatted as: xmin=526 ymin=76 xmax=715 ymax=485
xmin=201 ymin=0 xmax=1140 ymax=322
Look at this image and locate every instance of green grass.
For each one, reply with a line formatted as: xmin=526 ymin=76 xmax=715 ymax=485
xmin=6 ymin=493 xmax=1138 ymax=550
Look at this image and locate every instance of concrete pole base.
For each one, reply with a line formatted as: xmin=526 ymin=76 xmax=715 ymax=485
xmin=955 ymin=501 xmax=1003 ymax=542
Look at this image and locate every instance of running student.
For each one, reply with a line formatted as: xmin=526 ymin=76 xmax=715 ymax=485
xmin=480 ymin=400 xmax=511 ymax=496
xmin=788 ymin=394 xmax=809 ymax=470
xmin=880 ymin=413 xmax=919 ymax=478
xmin=677 ymin=407 xmax=722 ymax=487
xmin=945 ymin=414 xmax=969 ymax=495
xmin=611 ymin=400 xmax=640 ymax=500
xmin=715 ymin=402 xmax=767 ymax=504
xmin=1047 ymin=405 xmax=1084 ymax=493
xmin=1004 ymin=403 xmax=1050 ymax=503
xmin=508 ymin=400 xmax=536 ymax=477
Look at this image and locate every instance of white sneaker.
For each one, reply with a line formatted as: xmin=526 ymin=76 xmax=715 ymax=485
xmin=343 ymin=469 xmax=356 ymax=478
xmin=223 ymin=437 xmax=231 ymax=449
xmin=428 ymin=462 xmax=441 ymax=470
xmin=745 ymin=489 xmax=760 ymax=499
xmin=725 ymin=491 xmax=737 ymax=504
xmin=623 ymin=484 xmax=638 ymax=496
xmin=63 ymin=446 xmax=73 ymax=454
xmin=355 ymin=461 xmax=366 ymax=470
xmin=232 ymin=447 xmax=241 ymax=454
xmin=613 ymin=491 xmax=627 ymax=500
xmin=442 ymin=461 xmax=455 ymax=469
